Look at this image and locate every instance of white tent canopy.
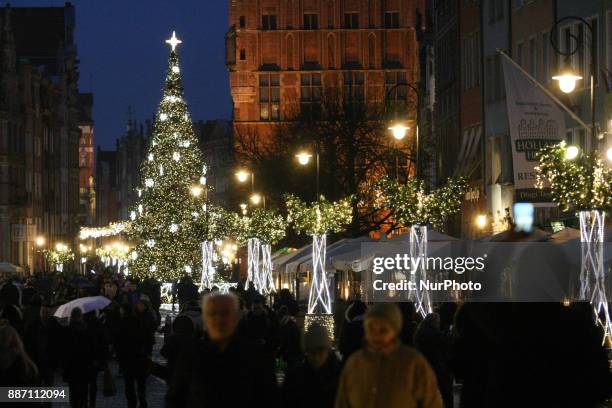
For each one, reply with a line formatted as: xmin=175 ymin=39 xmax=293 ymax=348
xmin=284 ymin=236 xmax=378 ymax=274
xmin=0 ymin=262 xmax=24 ymax=274
xmin=331 ymin=230 xmax=459 ymax=273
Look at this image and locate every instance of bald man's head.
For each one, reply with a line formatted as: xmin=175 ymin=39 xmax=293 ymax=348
xmin=202 ymin=292 xmax=240 ymax=343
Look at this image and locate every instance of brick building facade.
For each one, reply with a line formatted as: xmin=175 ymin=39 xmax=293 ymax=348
xmin=226 ymin=0 xmax=425 ymax=150
xmin=0 ymin=4 xmax=82 ymax=271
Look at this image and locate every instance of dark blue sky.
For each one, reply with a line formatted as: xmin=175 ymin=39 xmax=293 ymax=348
xmin=16 ymin=0 xmax=231 ymax=149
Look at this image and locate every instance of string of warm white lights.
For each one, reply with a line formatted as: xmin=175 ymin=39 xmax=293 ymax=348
xmin=375 ymin=176 xmax=467 ymax=230
xmin=286 ymin=195 xmax=352 ymax=330
xmin=79 ymin=222 xmax=128 ymax=240
xmin=126 ymin=32 xmax=213 ymax=280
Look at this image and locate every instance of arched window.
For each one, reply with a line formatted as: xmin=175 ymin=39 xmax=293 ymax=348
xmin=328 ymin=34 xmax=336 ymax=69
xmin=287 ymin=0 xmax=294 ymax=28
xmin=368 ymin=34 xmax=376 ymax=68
xmin=287 ymin=35 xmax=294 ymax=70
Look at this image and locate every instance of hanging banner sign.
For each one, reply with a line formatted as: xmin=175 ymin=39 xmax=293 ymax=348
xmin=501 ymin=56 xmax=565 ymax=205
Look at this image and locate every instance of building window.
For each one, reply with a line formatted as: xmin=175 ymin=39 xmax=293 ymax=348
xmin=327 ymin=1 xmax=334 ymax=28
xmin=262 ymin=14 xmax=277 ymax=30
xmin=344 ymin=72 xmax=365 ymax=102
xmin=542 ymin=32 xmax=550 ymax=83
xmin=344 ymin=12 xmax=359 ymax=29
xmin=488 ymin=0 xmax=495 ymax=24
xmin=462 ymin=33 xmax=481 ymax=90
xmin=368 ymin=34 xmax=376 ymax=69
xmin=304 ymin=13 xmax=319 ymax=29
xmin=260 ymin=74 xmax=280 ymax=121
xmin=328 ymin=35 xmax=336 ymax=69
xmin=384 ymin=12 xmax=400 ymax=28
xmin=287 ymin=0 xmax=295 ymax=28
xmin=385 ymin=72 xmax=407 ymax=107
xmin=528 ymin=37 xmax=536 ymax=77
xmin=301 ymin=73 xmax=322 ymax=118
xmin=516 ymin=42 xmax=524 ymax=68
xmin=496 ymin=0 xmax=504 ymax=21
xmin=240 ymin=49 xmax=246 ymax=60
xmin=239 ymin=16 xmax=246 ymax=28
xmin=287 ymin=35 xmax=295 ymax=70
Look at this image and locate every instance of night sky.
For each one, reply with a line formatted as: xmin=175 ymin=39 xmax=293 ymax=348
xmin=13 ymin=0 xmax=231 ymax=149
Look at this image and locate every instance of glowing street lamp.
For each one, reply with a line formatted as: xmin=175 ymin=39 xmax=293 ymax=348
xmin=606 ymin=147 xmax=612 ymax=163
xmin=388 ymin=123 xmax=409 ymax=140
xmin=296 ymin=150 xmax=320 ymax=200
xmin=190 ymin=185 xmax=203 ymax=197
xmin=296 ymin=152 xmax=313 ymax=166
xmin=552 ymin=69 xmax=583 ymax=94
xmin=250 ymin=193 xmax=262 ymax=206
xmin=35 ymin=236 xmax=45 ymax=247
xmin=235 ymin=170 xmax=250 ymax=183
xmin=475 ymin=214 xmax=487 ymax=230
xmin=565 ymin=145 xmax=580 ymax=160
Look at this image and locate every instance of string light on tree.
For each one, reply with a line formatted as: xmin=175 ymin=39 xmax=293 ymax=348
xmin=536 ymin=141 xmax=612 ymax=342
xmin=285 ymin=194 xmax=353 ymax=340
xmin=375 ymin=176 xmax=467 ymax=317
xmin=126 ymin=31 xmax=211 ymax=280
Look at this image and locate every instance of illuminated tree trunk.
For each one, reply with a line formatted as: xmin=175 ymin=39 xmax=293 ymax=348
xmin=410 ymin=224 xmax=432 ymax=318
xmin=201 ymin=240 xmax=215 ymax=289
xmin=579 ymin=210 xmax=611 ymax=342
xmin=247 ymin=238 xmax=261 ymax=292
xmin=304 ymin=234 xmax=334 ymax=340
xmin=260 ymin=243 xmax=275 ymax=295
xmin=307 ymin=234 xmax=331 ymax=315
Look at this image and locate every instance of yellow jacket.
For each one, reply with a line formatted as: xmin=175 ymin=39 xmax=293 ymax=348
xmin=335 ymin=343 xmax=444 ymax=408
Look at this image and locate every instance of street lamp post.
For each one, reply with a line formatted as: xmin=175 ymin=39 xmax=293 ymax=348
xmin=550 ymin=16 xmax=597 ymax=150
xmin=35 ymin=236 xmax=46 ymax=273
xmin=236 ymin=170 xmax=266 ymax=209
xmin=296 ymin=151 xmax=320 ymax=200
xmin=385 ymin=82 xmax=420 ymax=179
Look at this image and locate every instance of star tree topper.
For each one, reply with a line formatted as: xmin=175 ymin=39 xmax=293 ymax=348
xmin=166 ymin=31 xmax=182 ymax=51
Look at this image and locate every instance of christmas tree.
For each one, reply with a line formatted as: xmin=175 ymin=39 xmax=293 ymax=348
xmin=128 ymin=32 xmax=208 ymax=281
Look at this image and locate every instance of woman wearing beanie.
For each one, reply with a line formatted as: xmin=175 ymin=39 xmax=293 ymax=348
xmin=335 ymin=303 xmax=443 ymax=408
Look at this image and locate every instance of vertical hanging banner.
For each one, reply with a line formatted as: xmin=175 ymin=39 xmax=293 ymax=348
xmin=501 ymin=55 xmax=565 ymax=204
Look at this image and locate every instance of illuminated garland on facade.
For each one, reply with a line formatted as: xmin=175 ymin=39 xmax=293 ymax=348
xmin=375 ymin=176 xmax=467 ymax=230
xmin=79 ymin=222 xmax=129 ymax=240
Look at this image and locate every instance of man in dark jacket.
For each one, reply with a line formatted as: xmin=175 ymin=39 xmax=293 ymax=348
xmin=166 ymin=292 xmax=278 ymax=407
xmin=282 ymin=323 xmax=341 ymax=408
xmin=63 ymin=308 xmax=96 ymax=408
xmin=338 ymin=300 xmax=366 ymax=362
xmin=115 ymin=302 xmax=153 ymax=408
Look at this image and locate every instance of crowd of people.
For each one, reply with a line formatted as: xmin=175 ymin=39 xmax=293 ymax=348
xmin=0 ymin=269 xmax=611 ymax=408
